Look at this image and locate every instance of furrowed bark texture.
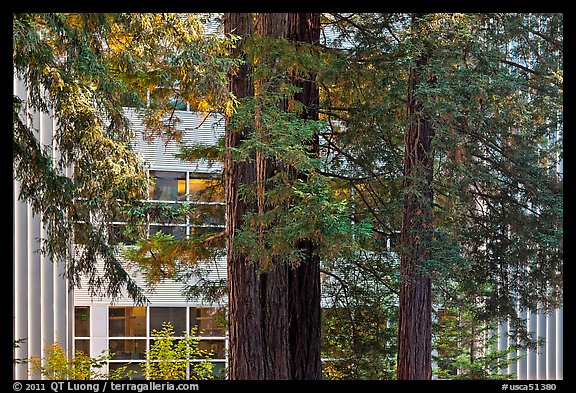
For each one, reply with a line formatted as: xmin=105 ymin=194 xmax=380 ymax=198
xmin=256 ymin=12 xmax=291 ymax=380
xmin=224 ymin=12 xmax=265 ymax=380
xmin=286 ymin=12 xmax=322 ymax=381
xmin=397 ymin=13 xmax=434 ymax=381
xmin=225 ymin=12 xmax=321 ymax=380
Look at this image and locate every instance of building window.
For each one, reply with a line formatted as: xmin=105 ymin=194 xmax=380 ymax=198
xmin=149 ymin=171 xmax=224 ymax=203
xmin=109 ymin=307 xmax=147 ymax=337
xmin=189 ymin=204 xmax=225 ymax=227
xmin=187 ymin=178 xmax=224 ymax=203
xmin=77 ymin=165 xmax=227 ymax=370
xmin=81 ymin=170 xmax=228 ymax=246
xmin=74 ymin=339 xmax=90 ymax=356
xmin=150 ymin=307 xmax=187 ymax=335
xmin=74 ymin=306 xmax=90 ymax=337
xmin=75 ymin=305 xmax=226 ymax=379
xmin=209 ymin=361 xmax=226 ymax=379
xmin=197 ymin=340 xmax=226 ymax=359
xmin=149 ymin=224 xmax=187 ymax=241
xmin=109 ymin=339 xmax=147 ymax=360
xmin=145 ymin=170 xmax=226 ymax=242
xmin=190 ymin=307 xmax=225 ymax=337
xmin=149 ymin=171 xmax=187 ymax=201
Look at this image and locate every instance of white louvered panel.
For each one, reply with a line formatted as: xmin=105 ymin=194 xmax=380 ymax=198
xmin=73 ymin=247 xmax=225 ymax=305
xmin=142 ymin=277 xmax=189 ymax=304
xmin=124 ymin=107 xmax=147 ymax=155
xmin=197 ymin=256 xmax=227 ymax=283
xmin=74 ymin=272 xmax=188 ymax=305
xmin=123 ymin=107 xmax=160 ymax=169
xmin=159 ymin=137 xmax=182 ymax=168
xmin=124 ymin=108 xmax=224 ymax=173
xmin=179 ymin=111 xmax=224 ymax=173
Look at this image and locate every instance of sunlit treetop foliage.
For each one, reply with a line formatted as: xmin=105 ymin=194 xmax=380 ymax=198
xmin=13 ymin=12 xmax=562 ymax=327
xmin=317 ymin=13 xmax=562 ymax=333
xmin=13 ymin=13 xmax=237 ymax=303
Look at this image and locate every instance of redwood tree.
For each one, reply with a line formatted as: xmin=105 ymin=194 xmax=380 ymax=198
xmin=396 ymin=13 xmax=434 ymax=380
xmin=286 ymin=13 xmax=322 ymax=380
xmin=318 ymin=13 xmax=562 ymax=379
xmin=223 ymin=12 xmax=265 ymax=380
xmin=224 ymin=12 xmax=322 ymax=380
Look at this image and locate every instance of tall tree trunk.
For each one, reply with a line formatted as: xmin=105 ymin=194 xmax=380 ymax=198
xmin=255 ymin=12 xmax=322 ymax=380
xmin=255 ymin=12 xmax=292 ymax=380
xmin=224 ymin=13 xmax=266 ymax=380
xmin=397 ymin=13 xmax=434 ymax=381
xmin=285 ymin=12 xmax=322 ymax=380
xmin=225 ymin=12 xmax=322 ymax=380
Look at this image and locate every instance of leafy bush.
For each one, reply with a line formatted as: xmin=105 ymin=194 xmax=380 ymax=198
xmin=28 ymin=342 xmax=132 ymax=380
xmin=142 ymin=321 xmax=214 ymax=380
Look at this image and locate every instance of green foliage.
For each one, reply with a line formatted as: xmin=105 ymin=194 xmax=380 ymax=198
xmin=321 ymin=240 xmax=400 ymax=379
xmin=162 ymin=14 xmax=562 ymax=378
xmin=422 ymin=13 xmax=562 ymax=323
xmin=142 ymin=322 xmax=214 ymax=380
xmin=28 ymin=342 xmax=132 ymax=380
xmin=311 ymin=13 xmax=562 ymax=378
xmin=108 ymin=13 xmax=239 ymax=141
xmin=433 ymin=308 xmax=522 ymax=380
xmin=14 ymin=12 xmax=562 ymax=379
xmin=13 ymin=13 xmax=236 ymax=304
xmin=234 ymin=170 xmax=370 ymax=270
xmin=322 ymin=304 xmax=398 ymax=380
xmin=125 ymin=21 xmax=364 ymax=292
xmin=222 ymin=37 xmax=371 ymax=269
xmin=322 ymin=11 xmax=562 ymax=333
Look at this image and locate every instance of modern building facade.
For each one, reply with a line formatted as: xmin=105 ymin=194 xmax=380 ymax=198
xmin=13 ymin=73 xmax=75 ymax=380
xmin=13 ymin=69 xmax=229 ymax=379
xmin=13 ymin=17 xmax=563 ymax=379
xmin=72 ymin=108 xmax=228 ymax=379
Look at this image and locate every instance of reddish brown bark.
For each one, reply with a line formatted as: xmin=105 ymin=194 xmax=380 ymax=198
xmin=224 ymin=12 xmax=265 ymax=380
xmin=286 ymin=12 xmax=322 ymax=381
xmin=256 ymin=13 xmax=292 ymax=380
xmin=225 ymin=12 xmax=322 ymax=380
xmin=396 ymin=13 xmax=434 ymax=381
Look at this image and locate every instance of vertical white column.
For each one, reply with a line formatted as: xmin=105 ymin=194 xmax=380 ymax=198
xmin=546 ymin=309 xmax=556 ymax=380
xmin=498 ymin=320 xmax=508 ymax=375
xmin=27 ymin=205 xmax=42 ymax=379
xmin=27 ymin=99 xmax=42 ymax=379
xmin=517 ymin=308 xmax=528 ymax=380
xmin=14 ymin=73 xmax=29 ymax=380
xmin=40 ymin=110 xmax=55 ymax=361
xmin=556 ymin=308 xmax=563 ymax=380
xmin=91 ymin=304 xmax=109 ymax=373
xmin=14 ymin=179 xmax=29 ymax=380
xmin=54 ymin=256 xmax=69 ymax=350
xmin=537 ymin=311 xmax=547 ymax=379
xmin=67 ymin=285 xmax=75 ymax=357
xmin=527 ymin=310 xmax=537 ymax=380
xmin=14 ymin=73 xmax=73 ymax=380
xmin=53 ymin=116 xmax=69 ymax=354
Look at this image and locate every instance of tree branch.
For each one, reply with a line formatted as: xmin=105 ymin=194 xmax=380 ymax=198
xmin=498 ymin=58 xmax=541 ymax=76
